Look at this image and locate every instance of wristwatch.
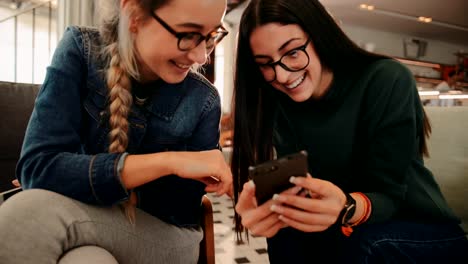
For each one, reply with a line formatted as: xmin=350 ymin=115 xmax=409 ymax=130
xmin=339 ymin=192 xmax=356 ymax=226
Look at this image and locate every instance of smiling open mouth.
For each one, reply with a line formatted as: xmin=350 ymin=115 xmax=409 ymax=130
xmin=285 ymin=73 xmax=305 ymax=89
xmin=173 ymin=61 xmax=191 ymax=69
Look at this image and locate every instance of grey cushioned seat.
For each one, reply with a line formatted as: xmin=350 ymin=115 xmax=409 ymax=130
xmin=0 ymin=82 xmax=40 ymax=192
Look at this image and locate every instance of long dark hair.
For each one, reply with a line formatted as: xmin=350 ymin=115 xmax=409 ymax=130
xmin=231 ymin=0 xmax=431 ymax=241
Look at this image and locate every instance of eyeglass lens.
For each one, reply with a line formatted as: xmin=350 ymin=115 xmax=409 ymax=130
xmin=179 ymin=31 xmax=226 ymax=52
xmin=261 ymin=48 xmax=310 ymax=82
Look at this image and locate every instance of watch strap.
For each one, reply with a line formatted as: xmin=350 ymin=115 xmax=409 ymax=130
xmin=339 ymin=192 xmax=356 ymax=226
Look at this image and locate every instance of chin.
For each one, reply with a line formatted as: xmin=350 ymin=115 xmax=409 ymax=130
xmin=284 ymin=87 xmax=313 ymax=102
xmin=162 ymin=73 xmax=188 ymax=84
xmin=289 ymin=94 xmax=310 ymax=102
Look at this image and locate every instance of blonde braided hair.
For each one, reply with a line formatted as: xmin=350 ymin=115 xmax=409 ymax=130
xmin=107 ymin=42 xmax=136 ymax=223
xmin=98 ymin=0 xmax=142 ymax=223
xmin=107 ymin=43 xmax=132 ymax=153
xmin=97 ymin=0 xmax=173 ymax=223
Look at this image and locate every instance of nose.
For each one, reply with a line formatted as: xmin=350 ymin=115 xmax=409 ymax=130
xmin=186 ymin=41 xmax=208 ymax=65
xmin=274 ymin=65 xmax=292 ymax=84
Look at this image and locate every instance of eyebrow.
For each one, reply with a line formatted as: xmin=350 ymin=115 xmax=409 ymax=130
xmin=254 ymin=38 xmax=302 ymax=59
xmin=175 ymin=22 xmax=223 ymax=31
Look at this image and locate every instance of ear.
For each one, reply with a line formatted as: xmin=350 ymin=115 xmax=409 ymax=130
xmin=120 ymin=0 xmax=129 ymax=9
xmin=120 ymin=0 xmax=139 ymax=33
xmin=129 ymin=16 xmax=139 ymax=33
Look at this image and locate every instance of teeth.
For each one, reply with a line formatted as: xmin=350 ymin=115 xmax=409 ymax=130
xmin=175 ymin=62 xmax=191 ymax=69
xmin=286 ymin=74 xmax=305 ymax=89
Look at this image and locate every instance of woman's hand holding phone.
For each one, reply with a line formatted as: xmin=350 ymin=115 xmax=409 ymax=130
xmin=235 ymin=180 xmax=303 ymax=238
xmin=269 ymin=174 xmax=347 ymax=232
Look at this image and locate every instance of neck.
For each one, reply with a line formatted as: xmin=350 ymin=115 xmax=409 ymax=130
xmin=139 ymin=66 xmax=160 ymax=83
xmin=135 ymin=52 xmax=160 ymax=83
xmin=313 ymin=69 xmax=334 ymax=99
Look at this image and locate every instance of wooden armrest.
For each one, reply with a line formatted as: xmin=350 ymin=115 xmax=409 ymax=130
xmin=198 ymin=195 xmax=215 ymax=264
xmin=0 ymin=187 xmax=22 ymax=205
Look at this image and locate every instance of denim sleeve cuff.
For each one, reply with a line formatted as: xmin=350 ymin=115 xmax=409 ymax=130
xmin=88 ymin=153 xmax=130 ymax=205
xmin=117 ymin=152 xmax=129 ymax=176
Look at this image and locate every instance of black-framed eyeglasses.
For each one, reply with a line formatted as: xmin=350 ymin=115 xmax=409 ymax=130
xmin=150 ymin=12 xmax=229 ymax=53
xmin=257 ymin=39 xmax=311 ymax=83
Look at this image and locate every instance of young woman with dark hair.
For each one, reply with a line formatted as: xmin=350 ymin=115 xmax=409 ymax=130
xmin=232 ymin=0 xmax=468 ymax=262
xmin=0 ymin=0 xmax=231 ymax=263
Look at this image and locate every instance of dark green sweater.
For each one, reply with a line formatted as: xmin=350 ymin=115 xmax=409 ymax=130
xmin=274 ymin=59 xmax=459 ymax=224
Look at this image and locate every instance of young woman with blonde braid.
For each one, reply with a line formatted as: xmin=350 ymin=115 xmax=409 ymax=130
xmin=0 ymin=0 xmax=231 ymax=263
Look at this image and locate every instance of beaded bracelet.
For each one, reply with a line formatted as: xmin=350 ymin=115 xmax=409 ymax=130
xmin=341 ymin=192 xmax=371 ymax=237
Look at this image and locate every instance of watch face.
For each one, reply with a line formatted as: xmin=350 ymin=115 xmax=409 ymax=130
xmin=341 ymin=193 xmax=357 ymax=225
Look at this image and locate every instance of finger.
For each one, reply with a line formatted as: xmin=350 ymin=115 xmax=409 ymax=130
xmin=278 ymin=214 xmax=329 ymax=232
xmin=272 ymin=194 xmax=335 ymax=214
xmin=204 ymin=183 xmax=220 ymax=193
xmin=247 ymin=212 xmax=283 ymax=236
xmin=289 ymin=176 xmax=333 ymax=198
xmin=281 ymin=185 xmax=303 ymax=195
xmin=260 ymin=220 xmax=287 ymax=238
xmin=217 ymin=171 xmax=233 ymax=196
xmin=199 ymin=176 xmax=220 ymax=186
xmin=207 ymin=176 xmax=221 ymax=184
xmin=200 ymin=176 xmax=222 ymax=194
xmin=241 ymin=199 xmax=278 ymax=227
xmin=12 ymin=179 xmax=21 ymax=187
xmin=301 ymin=174 xmax=319 ymax=196
xmin=235 ymin=181 xmax=257 ymax=214
xmin=227 ymin=185 xmax=234 ymax=198
xmin=271 ymin=204 xmax=335 ymax=226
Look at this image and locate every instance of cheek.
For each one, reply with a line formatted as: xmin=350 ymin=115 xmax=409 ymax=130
xmin=135 ymin=33 xmax=168 ymax=61
xmin=306 ymin=59 xmax=322 ymax=80
xmin=134 ymin=35 xmax=151 ymax=60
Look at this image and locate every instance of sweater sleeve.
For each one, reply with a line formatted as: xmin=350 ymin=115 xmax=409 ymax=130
xmin=16 ymin=26 xmax=129 ymax=205
xmin=358 ymin=60 xmax=419 ymax=223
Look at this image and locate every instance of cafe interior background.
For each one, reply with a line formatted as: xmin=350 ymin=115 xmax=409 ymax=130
xmin=0 ymin=0 xmax=467 ymax=263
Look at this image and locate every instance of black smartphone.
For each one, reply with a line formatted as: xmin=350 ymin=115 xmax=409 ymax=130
xmin=249 ymin=150 xmax=308 ymax=205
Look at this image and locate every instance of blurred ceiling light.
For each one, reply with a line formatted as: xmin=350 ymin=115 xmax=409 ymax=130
xmin=439 ymin=94 xmax=468 ymax=99
xmin=418 ymin=16 xmax=433 ymax=23
xmin=360 ymin=4 xmax=375 ymax=11
xmin=9 ymin=1 xmax=21 ymax=10
xmin=358 ymin=5 xmax=468 ymax=32
xmin=396 ymin=58 xmax=441 ymax=69
xmin=418 ymin=91 xmax=440 ymax=96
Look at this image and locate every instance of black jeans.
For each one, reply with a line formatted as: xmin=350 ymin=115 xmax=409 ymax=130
xmin=267 ymin=221 xmax=468 ymax=263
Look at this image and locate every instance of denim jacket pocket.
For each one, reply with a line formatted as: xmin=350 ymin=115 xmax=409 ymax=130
xmin=126 ymin=108 xmax=147 ymax=153
xmin=83 ymin=89 xmax=109 ymax=153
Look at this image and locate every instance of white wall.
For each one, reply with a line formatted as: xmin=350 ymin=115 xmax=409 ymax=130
xmin=0 ymin=0 xmax=94 ymax=84
xmin=341 ymin=24 xmax=468 ymax=65
xmin=215 ymin=23 xmax=237 ymax=114
xmin=0 ymin=6 xmax=57 ymax=84
xmin=57 ymin=0 xmax=95 ymax=38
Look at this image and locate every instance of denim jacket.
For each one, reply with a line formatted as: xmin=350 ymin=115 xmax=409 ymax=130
xmin=16 ymin=26 xmax=221 ymax=227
